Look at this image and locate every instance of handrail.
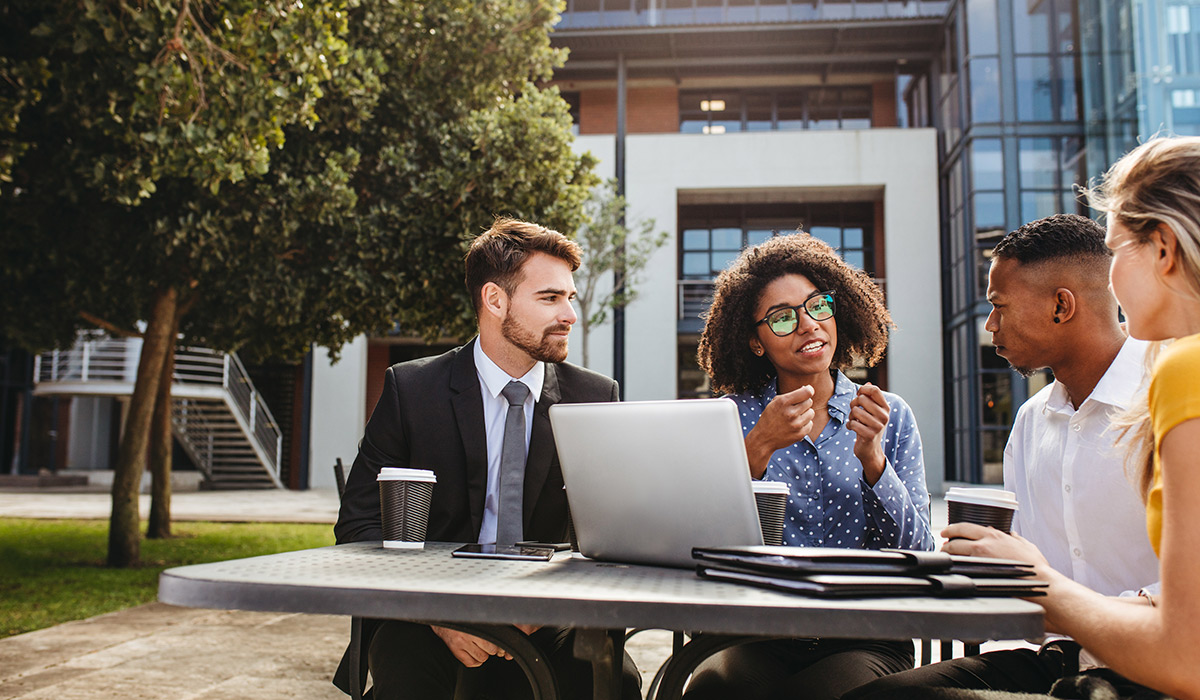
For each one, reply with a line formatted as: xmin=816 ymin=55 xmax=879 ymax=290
xmin=34 ymin=334 xmax=282 ymax=487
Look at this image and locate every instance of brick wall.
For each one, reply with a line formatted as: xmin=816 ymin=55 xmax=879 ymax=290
xmin=580 ymin=86 xmax=680 ymax=134
xmin=872 ymin=81 xmax=898 ymax=128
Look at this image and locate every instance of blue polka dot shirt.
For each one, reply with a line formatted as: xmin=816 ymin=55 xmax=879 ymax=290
xmin=730 ymin=372 xmax=935 ymax=551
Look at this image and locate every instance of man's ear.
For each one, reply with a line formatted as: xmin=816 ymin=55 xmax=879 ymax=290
xmin=480 ymin=281 xmax=508 ymax=321
xmin=1053 ymin=287 xmax=1077 ymax=323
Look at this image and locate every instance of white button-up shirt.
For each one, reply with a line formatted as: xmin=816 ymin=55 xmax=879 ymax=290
xmin=1004 ymin=337 xmax=1159 ymax=596
xmin=473 ymin=340 xmax=544 ymax=545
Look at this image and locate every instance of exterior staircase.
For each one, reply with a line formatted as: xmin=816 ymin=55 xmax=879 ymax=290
xmin=33 ymin=333 xmax=284 ymax=489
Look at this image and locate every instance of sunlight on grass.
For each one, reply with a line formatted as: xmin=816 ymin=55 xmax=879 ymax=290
xmin=0 ymin=518 xmax=333 ymax=638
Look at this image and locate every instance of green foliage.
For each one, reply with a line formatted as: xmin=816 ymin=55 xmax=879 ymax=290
xmin=0 ymin=0 xmax=596 ymax=359
xmin=0 ymin=518 xmax=333 ymax=638
xmin=574 ymin=180 xmax=669 ymax=366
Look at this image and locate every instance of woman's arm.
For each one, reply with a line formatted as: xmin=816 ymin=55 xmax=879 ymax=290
xmin=1022 ymin=418 xmax=1200 ymax=699
xmin=859 ymin=396 xmax=936 ymax=551
xmin=743 ymin=385 xmax=815 ymax=479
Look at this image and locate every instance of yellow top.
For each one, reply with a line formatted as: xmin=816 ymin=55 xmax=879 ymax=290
xmin=1148 ymin=332 xmax=1200 ymax=555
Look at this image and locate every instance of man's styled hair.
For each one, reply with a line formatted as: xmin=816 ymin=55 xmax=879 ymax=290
xmin=464 ymin=217 xmax=582 ymax=316
xmin=992 ymin=214 xmax=1111 ymax=266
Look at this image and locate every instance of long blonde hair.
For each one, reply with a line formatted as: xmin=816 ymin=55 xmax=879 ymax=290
xmin=1084 ymin=136 xmax=1200 ymax=499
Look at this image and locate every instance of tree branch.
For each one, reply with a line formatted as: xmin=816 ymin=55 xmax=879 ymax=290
xmin=79 ymin=311 xmax=142 ymax=339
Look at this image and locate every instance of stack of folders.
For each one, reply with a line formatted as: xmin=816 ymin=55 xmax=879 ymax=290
xmin=692 ymin=546 xmax=1048 ymax=598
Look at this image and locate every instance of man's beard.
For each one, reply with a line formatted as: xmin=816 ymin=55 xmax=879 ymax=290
xmin=502 ymin=315 xmax=570 ymax=364
xmin=1008 ymin=362 xmax=1036 ymax=378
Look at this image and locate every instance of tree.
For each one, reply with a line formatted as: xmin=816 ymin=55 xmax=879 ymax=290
xmin=1 ymin=0 xmax=596 ymax=566
xmin=573 ymin=180 xmax=669 ymax=368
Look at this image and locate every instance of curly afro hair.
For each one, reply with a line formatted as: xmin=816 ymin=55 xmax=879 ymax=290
xmin=697 ymin=233 xmax=893 ymax=395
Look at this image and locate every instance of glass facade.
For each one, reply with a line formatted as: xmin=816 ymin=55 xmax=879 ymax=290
xmin=940 ymin=0 xmax=1086 ymax=483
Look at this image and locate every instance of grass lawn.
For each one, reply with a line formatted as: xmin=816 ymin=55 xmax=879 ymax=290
xmin=0 ymin=518 xmax=334 ymax=639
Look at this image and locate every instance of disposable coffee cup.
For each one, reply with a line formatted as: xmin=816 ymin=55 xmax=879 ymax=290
xmin=378 ymin=468 xmax=437 ymax=549
xmin=751 ymin=480 xmax=790 ymax=546
xmin=945 ymin=487 xmax=1018 ymax=533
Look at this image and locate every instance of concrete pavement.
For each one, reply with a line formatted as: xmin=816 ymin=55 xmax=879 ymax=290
xmin=0 ymin=487 xmax=678 ymax=698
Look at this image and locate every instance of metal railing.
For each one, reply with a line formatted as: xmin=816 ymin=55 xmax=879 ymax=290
xmin=678 ymin=280 xmax=716 ymax=322
xmin=34 ymin=334 xmax=282 ymax=487
xmin=558 ymin=0 xmax=949 ymax=29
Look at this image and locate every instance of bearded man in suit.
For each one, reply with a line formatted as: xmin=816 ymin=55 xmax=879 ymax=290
xmin=333 ymin=218 xmax=640 ymax=700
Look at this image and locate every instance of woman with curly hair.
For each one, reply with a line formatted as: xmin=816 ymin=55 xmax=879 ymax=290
xmin=685 ymin=232 xmax=935 ymax=700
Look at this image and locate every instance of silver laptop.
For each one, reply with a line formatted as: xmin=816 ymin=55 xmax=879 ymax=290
xmin=549 ymin=398 xmax=763 ymax=568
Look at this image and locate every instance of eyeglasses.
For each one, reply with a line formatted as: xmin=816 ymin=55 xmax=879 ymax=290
xmin=755 ymin=290 xmax=836 ymax=337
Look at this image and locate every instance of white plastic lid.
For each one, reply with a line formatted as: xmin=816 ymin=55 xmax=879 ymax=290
xmin=945 ymin=486 xmax=1018 ymax=510
xmin=751 ymin=480 xmax=791 ymax=494
xmin=378 ymin=467 xmax=437 ymax=482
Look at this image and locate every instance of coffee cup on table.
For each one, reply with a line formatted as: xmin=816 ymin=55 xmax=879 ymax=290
xmin=378 ymin=468 xmax=437 ymax=549
xmin=945 ymin=487 xmax=1018 ymax=533
xmin=751 ymin=480 xmax=790 ymax=546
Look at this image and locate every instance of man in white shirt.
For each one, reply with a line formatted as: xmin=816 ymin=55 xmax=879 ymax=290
xmin=847 ymin=214 xmax=1159 ymax=696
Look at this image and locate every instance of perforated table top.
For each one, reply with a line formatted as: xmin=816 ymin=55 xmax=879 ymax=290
xmin=158 ymin=542 xmax=1043 ymax=641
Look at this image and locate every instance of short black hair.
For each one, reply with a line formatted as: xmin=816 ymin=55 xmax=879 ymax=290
xmin=992 ymin=214 xmax=1110 ymax=264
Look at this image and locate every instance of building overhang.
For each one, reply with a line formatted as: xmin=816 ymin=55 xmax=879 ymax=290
xmin=551 ymin=19 xmax=945 ymax=83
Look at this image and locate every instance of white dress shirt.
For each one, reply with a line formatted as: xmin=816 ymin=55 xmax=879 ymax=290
xmin=1004 ymin=337 xmax=1159 ymax=596
xmin=473 ymin=339 xmax=544 ymax=545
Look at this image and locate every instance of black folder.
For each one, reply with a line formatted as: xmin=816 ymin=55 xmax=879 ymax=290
xmin=692 ymin=546 xmax=1047 ymax=598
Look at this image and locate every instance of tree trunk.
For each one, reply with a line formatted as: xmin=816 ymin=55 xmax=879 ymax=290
xmin=107 ymin=287 xmax=178 ymax=567
xmin=579 ymin=318 xmax=590 ymax=368
xmin=147 ymin=308 xmax=180 ymax=539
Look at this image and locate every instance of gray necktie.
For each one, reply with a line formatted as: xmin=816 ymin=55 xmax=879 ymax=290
xmin=496 ymin=381 xmax=530 ymax=546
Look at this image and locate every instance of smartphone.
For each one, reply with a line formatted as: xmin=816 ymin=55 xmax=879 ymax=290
xmin=451 ymin=544 xmax=556 ymax=561
xmin=516 ymin=541 xmax=571 ymax=552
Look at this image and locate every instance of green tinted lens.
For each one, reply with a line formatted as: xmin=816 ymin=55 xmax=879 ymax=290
xmin=766 ymin=308 xmax=799 ymax=335
xmin=806 ymin=294 xmax=835 ymax=321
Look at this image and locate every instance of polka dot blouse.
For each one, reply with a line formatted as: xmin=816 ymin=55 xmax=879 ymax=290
xmin=730 ymin=372 xmax=935 ymax=551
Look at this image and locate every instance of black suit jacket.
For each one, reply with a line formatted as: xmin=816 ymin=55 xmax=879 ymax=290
xmin=332 ymin=341 xmax=619 ymax=694
xmin=335 ymin=339 xmax=620 ymax=546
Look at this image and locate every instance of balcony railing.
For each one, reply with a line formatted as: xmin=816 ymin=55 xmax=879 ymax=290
xmin=558 ymin=0 xmax=949 ymax=30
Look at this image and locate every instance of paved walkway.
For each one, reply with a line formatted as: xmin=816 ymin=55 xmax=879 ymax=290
xmin=0 ymin=488 xmax=959 ymax=699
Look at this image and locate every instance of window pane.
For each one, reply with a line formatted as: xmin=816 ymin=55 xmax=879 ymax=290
xmin=746 ymin=229 xmax=773 ymax=246
xmin=981 ymin=372 xmax=1014 ymax=427
xmin=843 ymin=250 xmax=865 ymax=269
xmin=1059 ymin=57 xmax=1079 ymax=121
xmin=973 ymin=192 xmax=1006 ymax=240
xmin=1012 ymin=1 xmax=1051 ymax=54
xmin=969 ymin=58 xmax=1002 ymax=122
xmin=843 ymin=227 xmax=863 ymax=248
xmin=966 ymin=0 xmax=999 ymax=54
xmin=1019 ymin=138 xmax=1057 ymax=188
xmin=971 ymin=139 xmax=1004 ymax=190
xmin=711 ymin=228 xmax=741 ymax=249
xmin=711 ymin=250 xmax=739 ymax=272
xmin=810 ymin=226 xmax=841 ymax=249
xmin=1016 ymin=56 xmax=1055 ymax=121
xmin=683 ymin=252 xmax=709 ymax=276
xmin=682 ymin=229 xmax=709 ymax=250
xmin=1021 ymin=190 xmax=1063 ymax=223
